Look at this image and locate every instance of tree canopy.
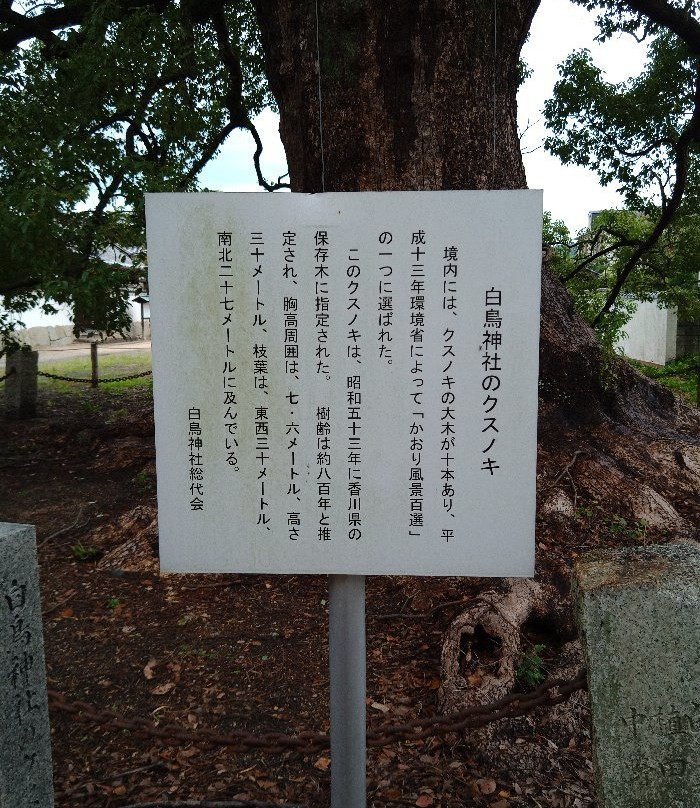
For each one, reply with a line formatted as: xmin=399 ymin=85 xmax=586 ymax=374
xmin=0 ymin=0 xmax=278 ymax=342
xmin=0 ymin=0 xmax=699 ymax=348
xmin=544 ymin=1 xmax=700 ymax=328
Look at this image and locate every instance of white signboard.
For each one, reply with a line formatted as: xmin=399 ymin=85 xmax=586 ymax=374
xmin=146 ymin=191 xmax=542 ymax=576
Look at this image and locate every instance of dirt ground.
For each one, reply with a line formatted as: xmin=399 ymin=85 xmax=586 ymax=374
xmin=1 ymin=376 xmax=698 ymax=808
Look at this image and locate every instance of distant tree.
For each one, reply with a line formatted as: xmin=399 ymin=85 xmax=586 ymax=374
xmin=544 ymin=6 xmax=700 ymax=328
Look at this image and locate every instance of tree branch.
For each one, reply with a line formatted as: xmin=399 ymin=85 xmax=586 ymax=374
xmin=243 ymin=118 xmax=291 ymax=192
xmin=623 ymin=0 xmax=700 ymax=55
xmin=593 ymin=67 xmax=700 ymax=324
xmin=178 ymin=121 xmax=238 ymax=188
xmin=0 ymin=0 xmax=174 ymax=53
xmin=563 ymin=239 xmax=639 ymax=282
xmin=0 ymin=5 xmax=67 ymax=52
xmin=209 ymin=5 xmax=289 ymax=192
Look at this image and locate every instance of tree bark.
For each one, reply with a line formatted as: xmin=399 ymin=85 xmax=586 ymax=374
xmin=254 ymin=0 xmax=538 ymax=193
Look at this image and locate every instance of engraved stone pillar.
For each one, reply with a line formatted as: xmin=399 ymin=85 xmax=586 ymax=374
xmin=4 ymin=350 xmax=38 ymax=420
xmin=0 ymin=523 xmax=54 ymax=808
xmin=573 ymin=544 xmax=700 ymax=808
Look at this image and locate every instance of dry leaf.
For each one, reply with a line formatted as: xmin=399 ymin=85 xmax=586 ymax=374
xmin=112 ymin=785 xmax=127 ymax=796
xmin=143 ymin=658 xmax=157 ymax=680
xmin=427 ymin=678 xmax=441 ymax=690
xmin=371 ymin=702 xmax=390 ymax=713
xmin=477 ymin=778 xmax=497 ymax=795
xmin=313 ymin=756 xmax=330 ymax=771
xmin=152 ymin=682 xmax=176 ymax=695
xmin=59 ymin=607 xmax=74 ymax=618
xmin=416 ymin=795 xmax=434 ymax=807
xmin=381 ymin=788 xmax=402 ymax=799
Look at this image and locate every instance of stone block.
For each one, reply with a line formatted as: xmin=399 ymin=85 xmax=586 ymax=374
xmin=24 ymin=327 xmax=48 ymax=349
xmin=574 ymin=544 xmax=700 ymax=808
xmin=0 ymin=523 xmax=54 ymax=807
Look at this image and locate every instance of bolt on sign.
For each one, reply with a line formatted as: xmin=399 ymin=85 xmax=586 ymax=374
xmin=146 ymin=191 xmax=542 ymax=576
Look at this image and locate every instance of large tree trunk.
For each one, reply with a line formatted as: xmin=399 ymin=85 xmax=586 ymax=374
xmin=253 ymin=0 xmax=700 ymax=785
xmin=254 ymin=0 xmax=537 ymax=192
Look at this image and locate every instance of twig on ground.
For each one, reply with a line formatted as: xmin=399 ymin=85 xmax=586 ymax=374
xmin=92 ymin=762 xmax=168 ymax=783
xmin=181 ymin=577 xmax=244 ymax=591
xmin=375 ymin=597 xmax=472 ymax=620
xmin=38 ymin=506 xmax=91 ymax=548
xmin=550 ymin=451 xmax=585 ymax=510
xmin=42 ymin=588 xmax=77 ymax=616
xmin=550 ymin=451 xmax=585 ymax=489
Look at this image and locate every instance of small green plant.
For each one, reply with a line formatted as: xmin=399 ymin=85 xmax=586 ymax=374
xmin=605 ymin=515 xmax=649 ymax=543
xmin=134 ymin=469 xmax=154 ymax=493
xmin=574 ymin=503 xmax=596 ymax=522
xmin=629 ymin=355 xmax=699 ymax=405
xmin=105 ymin=597 xmax=121 ymax=609
xmin=70 ymin=542 xmax=102 ymax=562
xmin=516 ymin=644 xmax=547 ymax=689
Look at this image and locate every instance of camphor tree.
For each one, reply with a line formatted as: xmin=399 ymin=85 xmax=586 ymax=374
xmin=0 ymin=0 xmax=538 ymax=345
xmin=1 ymin=0 xmax=700 ymax=785
xmin=544 ymin=5 xmax=700 ymax=337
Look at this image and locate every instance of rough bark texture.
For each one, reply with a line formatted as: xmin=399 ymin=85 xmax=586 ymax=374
xmin=254 ymin=0 xmax=537 ymax=192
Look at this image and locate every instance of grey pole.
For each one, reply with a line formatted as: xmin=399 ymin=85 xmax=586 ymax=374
xmin=329 ymin=574 xmax=366 ymax=808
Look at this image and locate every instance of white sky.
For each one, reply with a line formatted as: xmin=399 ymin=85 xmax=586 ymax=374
xmin=199 ymin=0 xmax=648 ymax=236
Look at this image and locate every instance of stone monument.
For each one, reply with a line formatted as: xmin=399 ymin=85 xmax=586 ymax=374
xmin=574 ymin=544 xmax=700 ymax=808
xmin=0 ymin=523 xmax=54 ymax=808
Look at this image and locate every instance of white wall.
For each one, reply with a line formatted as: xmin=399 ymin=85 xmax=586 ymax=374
xmin=617 ymin=300 xmax=678 ymax=366
xmin=4 ymin=300 xmax=73 ymax=329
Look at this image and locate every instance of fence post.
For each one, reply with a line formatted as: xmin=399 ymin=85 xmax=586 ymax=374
xmin=90 ymin=342 xmax=99 ymax=388
xmin=0 ymin=523 xmax=54 ymax=807
xmin=4 ymin=349 xmax=38 ymax=420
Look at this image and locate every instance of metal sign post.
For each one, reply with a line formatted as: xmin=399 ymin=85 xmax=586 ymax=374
xmin=329 ymin=574 xmax=366 ymax=808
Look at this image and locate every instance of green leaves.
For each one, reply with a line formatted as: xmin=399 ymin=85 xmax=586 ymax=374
xmin=544 ymin=4 xmax=700 ymax=337
xmin=545 ymin=207 xmax=700 ymax=349
xmin=0 ymin=1 xmax=272 ymax=337
xmin=544 ymin=34 xmax=697 ymax=211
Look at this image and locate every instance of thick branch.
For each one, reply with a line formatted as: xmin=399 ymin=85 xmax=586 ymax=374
xmin=209 ymin=5 xmax=289 ymax=192
xmin=0 ymin=0 xmax=174 ymax=53
xmin=80 ymin=172 xmax=124 ymax=261
xmin=563 ymin=238 xmax=639 ymax=282
xmin=178 ymin=120 xmax=238 ymax=187
xmin=243 ymin=118 xmax=291 ymax=192
xmin=623 ymin=0 xmax=700 ymax=55
xmin=0 ymin=276 xmax=42 ymax=296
